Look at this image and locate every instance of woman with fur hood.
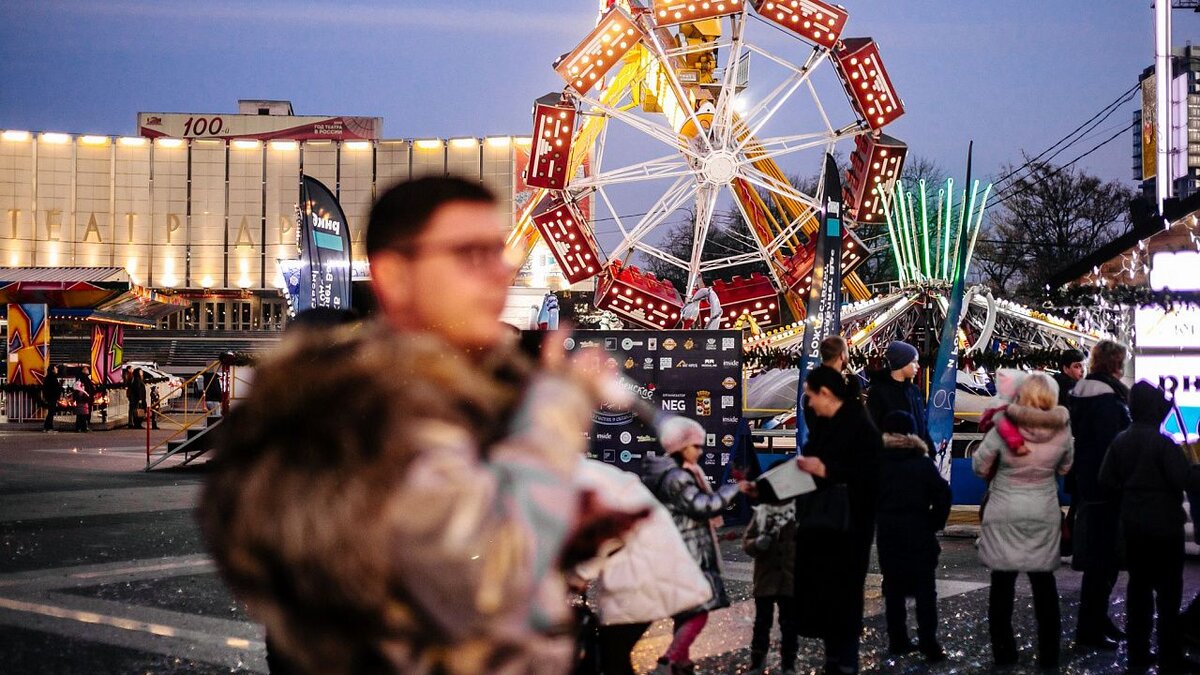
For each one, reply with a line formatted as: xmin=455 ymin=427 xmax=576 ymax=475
xmin=643 ymin=416 xmax=753 ymax=675
xmin=876 ymin=411 xmax=952 ymax=662
xmin=972 ymin=372 xmax=1074 ymax=669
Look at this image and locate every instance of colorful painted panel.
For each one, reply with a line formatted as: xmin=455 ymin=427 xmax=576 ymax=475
xmin=6 ymin=303 xmax=49 ymax=385
xmin=89 ymin=324 xmax=124 ymax=385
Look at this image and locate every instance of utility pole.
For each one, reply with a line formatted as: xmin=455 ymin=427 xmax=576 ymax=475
xmin=1156 ymin=1 xmax=1172 ymax=217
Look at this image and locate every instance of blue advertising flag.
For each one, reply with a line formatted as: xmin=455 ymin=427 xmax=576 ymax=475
xmin=794 ymin=154 xmax=844 ymax=449
xmin=926 ymin=143 xmax=975 ymax=479
xmin=294 ymin=175 xmax=352 ymax=314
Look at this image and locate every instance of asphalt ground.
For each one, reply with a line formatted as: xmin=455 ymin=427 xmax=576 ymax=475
xmin=4 ymin=427 xmax=1200 ymax=674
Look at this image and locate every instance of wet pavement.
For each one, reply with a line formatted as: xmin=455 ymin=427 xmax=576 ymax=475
xmin=3 ymin=427 xmax=1200 ymax=673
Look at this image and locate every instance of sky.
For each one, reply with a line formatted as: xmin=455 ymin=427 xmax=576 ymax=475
xmin=2 ymin=0 xmax=1200 ymax=191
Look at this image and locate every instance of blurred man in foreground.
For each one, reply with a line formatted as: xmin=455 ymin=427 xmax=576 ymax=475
xmin=201 ymin=177 xmax=635 ymax=675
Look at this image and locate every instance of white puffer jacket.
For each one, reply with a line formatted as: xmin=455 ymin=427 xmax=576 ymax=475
xmin=575 ymin=460 xmax=713 ymax=625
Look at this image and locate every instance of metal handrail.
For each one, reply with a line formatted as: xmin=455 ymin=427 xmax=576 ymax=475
xmin=144 ymin=359 xmax=224 ymax=469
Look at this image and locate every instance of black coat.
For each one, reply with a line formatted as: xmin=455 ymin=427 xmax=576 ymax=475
xmin=1099 ymin=382 xmax=1200 ymax=540
xmin=1068 ymin=373 xmax=1130 ymax=572
xmin=876 ymin=433 xmax=952 ymax=579
xmin=793 ymin=400 xmax=881 ymax=639
xmin=41 ymin=373 xmax=60 ymax=408
xmin=865 ymin=370 xmax=933 ymax=451
xmin=1068 ymin=374 xmax=1131 ymax=503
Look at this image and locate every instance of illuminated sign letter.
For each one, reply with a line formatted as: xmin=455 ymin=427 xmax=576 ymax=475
xmin=279 ymin=215 xmax=292 ymax=243
xmin=83 ymin=213 xmax=103 ymax=243
xmin=166 ymin=213 xmax=181 ymax=243
xmin=235 ymin=216 xmax=254 ymax=248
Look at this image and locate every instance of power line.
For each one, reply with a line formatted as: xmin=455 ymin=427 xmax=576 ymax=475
xmin=991 ymin=83 xmax=1139 ymax=191
xmin=986 ymin=120 xmax=1137 ymax=210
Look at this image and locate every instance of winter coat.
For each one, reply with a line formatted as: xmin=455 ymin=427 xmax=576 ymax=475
xmin=876 ymin=432 xmax=952 ymax=579
xmin=973 ymin=403 xmax=1073 ymax=572
xmin=1099 ymin=383 xmax=1200 ymax=541
xmin=1067 ymin=373 xmax=1130 ymax=571
xmin=643 ymin=453 xmax=738 ymax=613
xmin=201 ymin=326 xmax=591 ymax=675
xmin=1068 ymin=374 xmax=1130 ymax=502
xmin=41 ymin=372 xmax=60 ymax=409
xmin=574 ymin=460 xmax=712 ymax=625
xmin=793 ymin=399 xmax=882 ymax=639
xmin=866 ymin=370 xmax=934 ymax=451
xmin=741 ymin=502 xmax=797 ymax=598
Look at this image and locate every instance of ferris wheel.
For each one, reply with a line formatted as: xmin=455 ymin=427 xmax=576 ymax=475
xmin=510 ymin=0 xmax=910 ymax=330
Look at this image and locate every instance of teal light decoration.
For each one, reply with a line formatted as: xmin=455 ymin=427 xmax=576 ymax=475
xmin=882 ymin=178 xmax=992 ymax=285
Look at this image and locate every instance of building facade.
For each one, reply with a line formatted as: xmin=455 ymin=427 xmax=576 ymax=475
xmin=0 ymin=102 xmax=555 ymax=330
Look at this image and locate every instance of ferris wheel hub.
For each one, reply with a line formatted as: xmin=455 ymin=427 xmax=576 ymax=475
xmin=700 ymin=151 xmax=739 ymax=185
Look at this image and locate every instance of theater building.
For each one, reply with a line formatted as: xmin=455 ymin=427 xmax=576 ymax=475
xmin=0 ymin=100 xmax=560 ymax=332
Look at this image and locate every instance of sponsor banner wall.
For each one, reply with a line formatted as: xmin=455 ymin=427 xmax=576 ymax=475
xmin=568 ymin=329 xmax=743 ymax=487
xmin=138 ymin=113 xmax=381 ymax=141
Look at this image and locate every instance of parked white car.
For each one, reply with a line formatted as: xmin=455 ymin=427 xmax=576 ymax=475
xmin=124 ymin=361 xmax=184 ymax=403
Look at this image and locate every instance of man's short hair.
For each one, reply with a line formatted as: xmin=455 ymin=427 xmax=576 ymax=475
xmin=819 ymin=335 xmax=849 ymax=364
xmin=1058 ymin=348 xmax=1086 ymax=369
xmin=1088 ymin=339 xmax=1127 ymax=378
xmin=365 ymin=176 xmax=497 ymax=255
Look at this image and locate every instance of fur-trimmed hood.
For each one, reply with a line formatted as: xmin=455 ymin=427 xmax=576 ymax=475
xmin=1005 ymin=403 xmax=1070 ymax=444
xmin=882 ymin=432 xmax=928 ymax=456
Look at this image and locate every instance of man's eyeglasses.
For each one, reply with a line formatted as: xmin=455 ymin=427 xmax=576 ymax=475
xmin=395 ymin=240 xmax=514 ymax=268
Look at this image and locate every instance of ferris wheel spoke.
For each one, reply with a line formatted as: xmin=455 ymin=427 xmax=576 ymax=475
xmin=700 ymin=251 xmax=769 ymax=272
xmin=574 ymin=93 xmax=704 ymax=162
xmin=736 ymin=164 xmax=821 ymax=212
xmin=713 ymin=11 xmax=751 ymax=148
xmin=805 ymin=78 xmax=838 ymax=136
xmin=750 ymin=125 xmax=865 ymax=163
xmin=611 ymin=177 xmax=698 ymax=260
xmin=638 ymin=23 xmax=716 ymax=155
xmin=573 ymin=154 xmax=693 ymax=189
xmin=733 ymin=45 xmax=830 ymax=156
xmin=685 ymin=184 xmax=722 ymax=292
xmin=593 ymin=185 xmax=630 ymax=240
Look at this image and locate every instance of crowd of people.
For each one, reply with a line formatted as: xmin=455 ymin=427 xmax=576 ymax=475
xmin=198 ymin=176 xmax=1200 ymax=675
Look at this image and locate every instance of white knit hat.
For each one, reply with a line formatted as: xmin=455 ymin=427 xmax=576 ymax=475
xmin=658 ymin=415 xmax=705 ymax=454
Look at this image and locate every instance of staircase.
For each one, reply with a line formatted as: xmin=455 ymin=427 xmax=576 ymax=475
xmin=144 ymin=407 xmax=223 ymax=471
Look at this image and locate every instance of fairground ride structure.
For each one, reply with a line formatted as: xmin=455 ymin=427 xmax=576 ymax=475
xmin=508 ymin=0 xmax=909 ymax=330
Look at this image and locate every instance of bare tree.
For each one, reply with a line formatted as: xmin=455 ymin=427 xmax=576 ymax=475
xmin=972 ymin=159 xmax=1134 ymax=302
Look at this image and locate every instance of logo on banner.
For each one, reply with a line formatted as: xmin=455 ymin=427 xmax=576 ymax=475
xmin=604 ymin=338 xmax=617 ymax=351
xmin=706 ymin=338 xmax=717 ymax=350
xmin=722 ymin=434 xmax=735 ymax=447
xmin=624 ymin=358 xmax=635 ymax=369
xmin=648 ymin=338 xmax=658 ymax=350
xmin=684 ymin=338 xmax=695 ymax=350
xmin=620 ymin=450 xmax=633 ymax=463
xmin=660 ymin=357 xmax=673 ymax=369
xmin=696 ymin=390 xmax=712 ymax=416
xmin=662 ymin=338 xmax=677 ymax=351
xmin=722 ymin=376 xmax=737 ymax=390
xmin=620 ymin=432 xmax=632 ymax=444
xmin=722 ymin=338 xmax=735 ymax=350
xmin=721 ymin=395 xmax=734 ymax=409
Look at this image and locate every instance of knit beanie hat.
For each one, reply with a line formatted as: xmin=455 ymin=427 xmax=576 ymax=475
xmin=882 ymin=410 xmax=916 ymax=435
xmin=658 ymin=415 xmax=706 ymax=454
xmin=885 ymin=341 xmax=919 ymax=371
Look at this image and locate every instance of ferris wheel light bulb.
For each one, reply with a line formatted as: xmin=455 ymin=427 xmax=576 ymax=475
xmin=834 ymin=37 xmax=904 ymax=130
xmin=651 ymin=0 xmax=742 ymax=26
xmin=555 ymin=6 xmax=644 ymax=93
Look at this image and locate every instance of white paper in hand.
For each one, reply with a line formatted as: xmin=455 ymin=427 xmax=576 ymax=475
xmin=756 ymin=458 xmax=817 ymax=501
